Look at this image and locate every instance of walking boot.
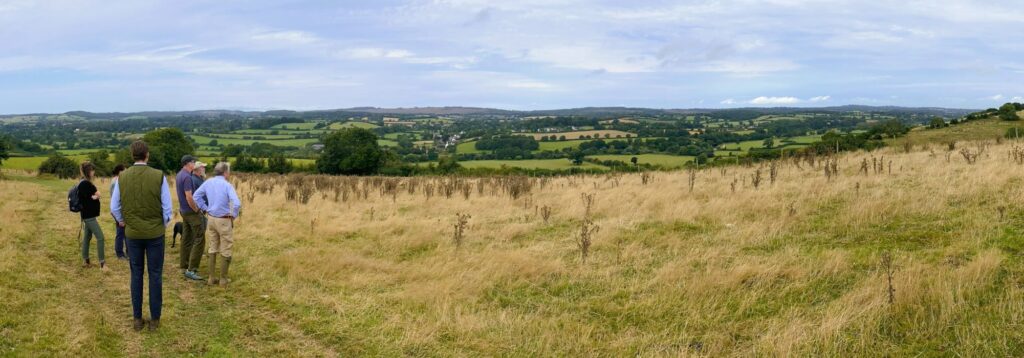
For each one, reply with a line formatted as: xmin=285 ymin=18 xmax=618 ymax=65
xmin=219 ymin=256 xmax=231 ymax=288
xmin=133 ymin=318 xmax=144 ymax=332
xmin=207 ymin=254 xmax=219 ymax=285
xmin=149 ymin=319 xmax=160 ymax=332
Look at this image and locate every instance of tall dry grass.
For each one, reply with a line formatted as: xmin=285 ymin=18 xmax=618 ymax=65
xmin=207 ymin=139 xmax=1024 ymax=355
xmin=4 ymin=138 xmax=1024 ymax=356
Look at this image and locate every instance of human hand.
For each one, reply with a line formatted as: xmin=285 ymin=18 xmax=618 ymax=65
xmin=118 ymin=221 xmax=126 ymax=227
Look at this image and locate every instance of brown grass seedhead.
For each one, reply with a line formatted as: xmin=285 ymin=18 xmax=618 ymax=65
xmin=452 ymin=213 xmax=471 ymax=249
xmin=577 ymin=218 xmax=600 ymax=263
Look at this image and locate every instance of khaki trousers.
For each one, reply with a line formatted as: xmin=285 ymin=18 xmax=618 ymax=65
xmin=206 ymin=215 xmax=234 ymax=258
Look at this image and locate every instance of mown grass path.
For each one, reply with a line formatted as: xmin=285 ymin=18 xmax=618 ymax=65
xmin=0 ymin=175 xmax=339 ymax=357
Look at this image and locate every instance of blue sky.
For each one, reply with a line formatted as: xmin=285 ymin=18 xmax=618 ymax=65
xmin=1 ymin=0 xmax=1022 ymax=113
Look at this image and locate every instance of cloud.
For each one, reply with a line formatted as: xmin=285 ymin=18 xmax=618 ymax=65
xmin=341 ymin=48 xmax=476 ymax=68
xmin=505 ymin=80 xmax=554 ymax=89
xmin=1 ymin=0 xmax=1023 ymax=112
xmin=990 ymin=94 xmax=1005 ymax=101
xmin=345 ymin=48 xmax=414 ymax=59
xmin=251 ymin=30 xmax=320 ymax=44
xmin=750 ymin=96 xmax=801 ymax=105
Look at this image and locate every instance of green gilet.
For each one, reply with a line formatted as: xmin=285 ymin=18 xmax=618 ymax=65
xmin=119 ymin=165 xmax=165 ymax=239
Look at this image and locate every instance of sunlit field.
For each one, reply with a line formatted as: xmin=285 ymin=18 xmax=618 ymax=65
xmin=3 ymin=136 xmax=1024 ymax=356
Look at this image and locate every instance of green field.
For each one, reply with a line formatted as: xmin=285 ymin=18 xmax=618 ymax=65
xmin=271 ymin=122 xmax=319 ymax=130
xmin=56 ymin=149 xmax=114 ymax=155
xmin=588 ymin=154 xmax=695 ymax=168
xmin=459 ymin=138 xmax=634 ymax=154
xmin=329 ymin=121 xmax=379 ymax=130
xmin=190 ymin=135 xmax=318 ymax=147
xmin=717 ymin=135 xmax=821 ymax=153
xmin=517 ymin=130 xmax=635 ymax=140
xmin=454 ymin=159 xmax=607 ymax=170
xmin=2 ymin=155 xmax=89 ymax=170
xmin=205 ymin=133 xmax=304 ymax=140
xmin=196 ymin=156 xmax=315 ymax=167
xmin=230 ymin=129 xmax=327 ymax=135
xmin=456 ymin=141 xmax=484 ymax=154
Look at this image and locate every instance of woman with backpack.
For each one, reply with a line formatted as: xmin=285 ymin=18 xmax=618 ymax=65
xmin=78 ymin=161 xmax=107 ymax=270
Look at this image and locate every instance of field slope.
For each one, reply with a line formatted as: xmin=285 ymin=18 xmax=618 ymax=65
xmin=4 ymin=137 xmax=1024 ymax=355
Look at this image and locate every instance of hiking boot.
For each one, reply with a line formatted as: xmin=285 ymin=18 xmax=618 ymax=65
xmin=83 ymin=259 xmax=91 ymax=268
xmin=149 ymin=319 xmax=160 ymax=332
xmin=207 ymin=254 xmax=219 ymax=285
xmin=133 ymin=318 xmax=144 ymax=332
xmin=184 ymin=270 xmax=204 ymax=281
xmin=219 ymin=256 xmax=231 ymax=288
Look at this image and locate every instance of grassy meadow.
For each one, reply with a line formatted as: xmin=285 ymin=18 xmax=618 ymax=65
xmin=4 ymin=132 xmax=1024 ymax=355
xmin=588 ymin=154 xmax=696 ymax=168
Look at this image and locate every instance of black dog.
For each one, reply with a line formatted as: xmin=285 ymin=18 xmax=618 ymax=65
xmin=172 ymin=222 xmax=183 ymax=248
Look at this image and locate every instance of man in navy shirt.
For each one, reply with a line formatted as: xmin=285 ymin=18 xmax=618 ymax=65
xmin=176 ymin=155 xmax=204 ymax=281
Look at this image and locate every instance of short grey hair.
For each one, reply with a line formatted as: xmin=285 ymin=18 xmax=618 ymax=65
xmin=214 ymin=161 xmax=230 ymax=176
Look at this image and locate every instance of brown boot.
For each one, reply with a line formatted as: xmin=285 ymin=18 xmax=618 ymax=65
xmin=219 ymin=256 xmax=231 ymax=288
xmin=133 ymin=318 xmax=144 ymax=332
xmin=149 ymin=319 xmax=160 ymax=332
xmin=207 ymin=254 xmax=219 ymax=285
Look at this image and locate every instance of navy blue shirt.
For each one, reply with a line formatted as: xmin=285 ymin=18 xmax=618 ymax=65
xmin=175 ymin=168 xmax=195 ymax=213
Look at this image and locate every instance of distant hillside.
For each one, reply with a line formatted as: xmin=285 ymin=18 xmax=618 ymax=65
xmin=0 ymin=105 xmax=978 ymax=121
xmin=897 ymin=110 xmax=1024 ymax=146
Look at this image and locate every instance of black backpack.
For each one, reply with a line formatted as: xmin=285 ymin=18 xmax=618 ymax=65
xmin=68 ymin=180 xmax=84 ymax=213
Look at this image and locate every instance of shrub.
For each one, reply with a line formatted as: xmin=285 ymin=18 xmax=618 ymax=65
xmin=38 ymin=153 xmax=79 ymax=179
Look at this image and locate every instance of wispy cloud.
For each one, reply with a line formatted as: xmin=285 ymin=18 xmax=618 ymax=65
xmin=750 ymin=96 xmax=801 ymax=105
xmin=251 ymin=30 xmax=320 ymax=44
xmin=0 ymin=0 xmax=1016 ymax=112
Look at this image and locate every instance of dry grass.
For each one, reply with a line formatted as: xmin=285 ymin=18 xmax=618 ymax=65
xmin=4 ymin=137 xmax=1024 ymax=355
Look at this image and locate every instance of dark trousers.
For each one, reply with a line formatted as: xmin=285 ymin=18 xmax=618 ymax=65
xmin=114 ymin=224 xmax=126 ymax=258
xmin=127 ymin=236 xmax=164 ymax=320
xmin=179 ymin=212 xmax=205 ymax=271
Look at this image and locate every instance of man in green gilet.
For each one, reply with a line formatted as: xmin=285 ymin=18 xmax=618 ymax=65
xmin=111 ymin=140 xmax=173 ymax=332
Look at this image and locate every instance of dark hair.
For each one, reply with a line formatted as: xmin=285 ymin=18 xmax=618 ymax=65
xmin=80 ymin=161 xmax=95 ymax=179
xmin=130 ymin=141 xmax=149 ymax=161
xmin=112 ymin=164 xmax=126 ymax=176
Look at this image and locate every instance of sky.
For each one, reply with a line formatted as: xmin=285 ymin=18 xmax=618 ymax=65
xmin=1 ymin=0 xmax=1022 ymax=113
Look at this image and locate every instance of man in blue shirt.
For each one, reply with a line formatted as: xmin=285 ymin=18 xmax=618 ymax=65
xmin=176 ymin=155 xmax=204 ymax=281
xmin=193 ymin=161 xmax=242 ymax=287
xmin=111 ymin=141 xmax=173 ymax=331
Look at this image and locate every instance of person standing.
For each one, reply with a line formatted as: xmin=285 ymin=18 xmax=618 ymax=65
xmin=176 ymin=155 xmax=204 ymax=281
xmin=110 ymin=164 xmax=127 ymax=260
xmin=111 ymin=141 xmax=173 ymax=332
xmin=193 ymin=161 xmax=241 ymax=287
xmin=78 ymin=161 xmax=107 ymax=270
xmin=189 ymin=161 xmax=208 ymax=268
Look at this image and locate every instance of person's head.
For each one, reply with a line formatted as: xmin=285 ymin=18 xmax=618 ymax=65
xmin=193 ymin=162 xmax=207 ymax=177
xmin=180 ymin=155 xmax=197 ymax=171
xmin=80 ymin=161 xmax=95 ymax=180
xmin=112 ymin=164 xmax=126 ymax=178
xmin=130 ymin=140 xmax=149 ymax=163
xmin=213 ymin=161 xmax=230 ymax=178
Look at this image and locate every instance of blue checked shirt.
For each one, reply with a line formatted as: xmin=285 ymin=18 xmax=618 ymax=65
xmin=193 ymin=175 xmax=241 ymax=218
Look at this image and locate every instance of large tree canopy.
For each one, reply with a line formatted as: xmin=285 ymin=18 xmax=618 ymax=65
xmin=317 ymin=128 xmax=382 ymax=175
xmin=142 ymin=128 xmax=194 ymax=173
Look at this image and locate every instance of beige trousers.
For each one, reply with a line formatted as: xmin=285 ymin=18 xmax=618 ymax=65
xmin=206 ymin=215 xmax=234 ymax=258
